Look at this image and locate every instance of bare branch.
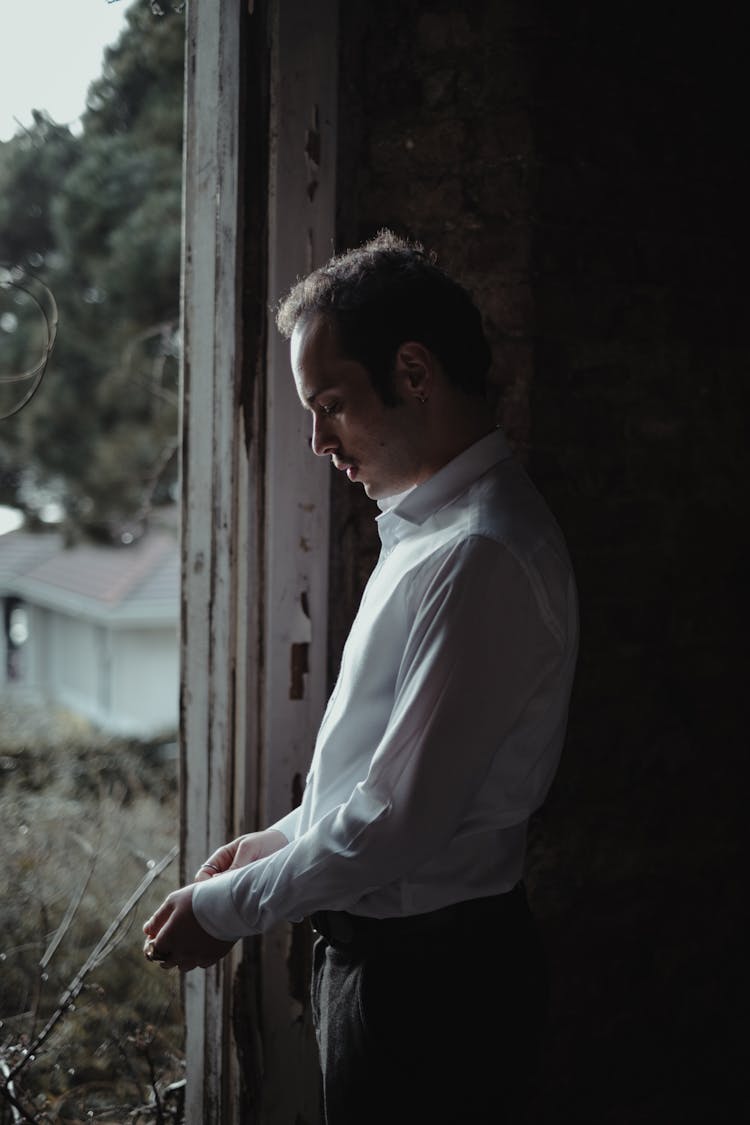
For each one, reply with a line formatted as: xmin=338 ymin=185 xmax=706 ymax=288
xmin=0 ymin=268 xmax=58 ymax=421
xmin=0 ymin=1057 xmax=37 ymax=1124
xmin=40 ymin=853 xmax=97 ymax=970
xmin=5 ymin=845 xmax=178 ymax=1083
xmin=132 ymin=436 xmax=179 ymax=528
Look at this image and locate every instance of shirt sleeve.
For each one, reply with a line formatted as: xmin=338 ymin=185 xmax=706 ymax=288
xmin=193 ymin=534 xmax=572 ymax=940
xmin=268 ymin=806 xmax=300 ymax=843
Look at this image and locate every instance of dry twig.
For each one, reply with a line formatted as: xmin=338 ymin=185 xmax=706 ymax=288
xmin=3 ymin=845 xmax=178 ymax=1087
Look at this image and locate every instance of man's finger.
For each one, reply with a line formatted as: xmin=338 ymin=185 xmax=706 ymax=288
xmin=142 ymin=895 xmax=174 ymax=938
xmin=192 ymin=842 xmax=237 ymax=882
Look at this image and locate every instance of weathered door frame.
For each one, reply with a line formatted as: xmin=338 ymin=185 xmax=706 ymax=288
xmin=180 ymin=1 xmax=337 ymax=1120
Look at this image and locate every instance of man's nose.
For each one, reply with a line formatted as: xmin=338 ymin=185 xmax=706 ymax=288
xmin=310 ymin=415 xmax=337 ymax=457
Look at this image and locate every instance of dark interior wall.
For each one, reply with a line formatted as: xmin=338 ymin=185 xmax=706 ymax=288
xmin=526 ymin=5 xmax=746 ymax=1122
xmin=333 ymin=2 xmax=745 ymax=1121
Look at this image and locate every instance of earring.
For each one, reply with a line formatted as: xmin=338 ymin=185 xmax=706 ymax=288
xmin=416 ymin=393 xmax=427 ymax=404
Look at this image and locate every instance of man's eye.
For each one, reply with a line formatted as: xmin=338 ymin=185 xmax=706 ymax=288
xmin=321 ymin=402 xmax=340 ymax=416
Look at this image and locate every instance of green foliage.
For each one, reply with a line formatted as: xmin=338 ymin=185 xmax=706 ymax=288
xmin=84 ymin=3 xmax=185 ymax=149
xmin=0 ymin=2 xmax=184 ymax=542
xmin=0 ymin=116 xmax=78 ymax=267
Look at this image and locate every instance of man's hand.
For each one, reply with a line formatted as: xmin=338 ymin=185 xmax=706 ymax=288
xmin=141 ymin=830 xmax=288 ymax=971
xmin=193 ymin=828 xmax=288 ymax=882
xmin=142 ymin=884 xmax=234 ymax=972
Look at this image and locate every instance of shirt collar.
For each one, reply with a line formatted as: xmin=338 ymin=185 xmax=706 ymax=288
xmin=376 ymin=429 xmax=513 ymax=543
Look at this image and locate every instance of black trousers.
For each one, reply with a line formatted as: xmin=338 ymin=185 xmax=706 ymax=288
xmin=310 ymin=886 xmax=548 ymax=1125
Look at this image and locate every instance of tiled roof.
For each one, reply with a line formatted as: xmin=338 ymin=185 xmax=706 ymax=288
xmin=0 ymin=529 xmax=62 ymax=588
xmin=0 ymin=525 xmax=179 ymax=623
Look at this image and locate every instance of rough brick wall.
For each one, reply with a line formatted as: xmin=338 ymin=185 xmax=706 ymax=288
xmin=331 ymin=0 xmax=538 ymax=666
xmin=332 ymin=1 xmax=746 ymax=1119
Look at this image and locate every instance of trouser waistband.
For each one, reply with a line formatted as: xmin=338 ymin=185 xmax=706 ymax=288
xmin=310 ymin=882 xmax=527 ymax=950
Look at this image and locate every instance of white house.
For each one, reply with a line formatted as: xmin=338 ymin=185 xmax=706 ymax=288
xmin=0 ymin=524 xmax=179 ymax=737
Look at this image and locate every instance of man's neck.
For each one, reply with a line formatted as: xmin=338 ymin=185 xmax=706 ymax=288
xmin=417 ymin=398 xmax=497 ymax=481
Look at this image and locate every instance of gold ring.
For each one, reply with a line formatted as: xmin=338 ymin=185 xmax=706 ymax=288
xmin=144 ymin=939 xmax=168 ymax=963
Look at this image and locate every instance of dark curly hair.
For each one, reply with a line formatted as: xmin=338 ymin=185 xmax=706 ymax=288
xmin=275 ymin=231 xmax=491 ymax=404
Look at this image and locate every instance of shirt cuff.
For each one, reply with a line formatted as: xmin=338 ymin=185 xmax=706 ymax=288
xmin=193 ymin=870 xmax=249 ymax=942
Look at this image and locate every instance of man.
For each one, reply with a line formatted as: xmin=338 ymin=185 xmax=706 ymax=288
xmin=144 ymin=231 xmax=579 ymax=1123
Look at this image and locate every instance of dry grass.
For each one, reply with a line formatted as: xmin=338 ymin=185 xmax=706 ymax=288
xmin=0 ymin=698 xmax=184 ymax=1123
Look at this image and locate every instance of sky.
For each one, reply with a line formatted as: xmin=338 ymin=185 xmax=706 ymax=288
xmin=0 ymin=0 xmax=132 ymax=142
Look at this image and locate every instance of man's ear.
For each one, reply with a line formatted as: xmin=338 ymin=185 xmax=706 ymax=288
xmin=394 ymin=340 xmax=435 ymax=401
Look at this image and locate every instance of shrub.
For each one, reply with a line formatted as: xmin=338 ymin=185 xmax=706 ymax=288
xmin=0 ymin=700 xmax=183 ymax=1123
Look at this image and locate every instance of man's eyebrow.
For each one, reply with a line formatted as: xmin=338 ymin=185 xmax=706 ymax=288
xmin=305 ymin=383 xmax=338 ymax=405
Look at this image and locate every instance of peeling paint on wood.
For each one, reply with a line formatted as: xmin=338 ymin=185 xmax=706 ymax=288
xmin=289 ymin=641 xmax=309 ymax=699
xmin=180 ymin=1 xmax=246 ymax=1122
xmin=260 ymin=0 xmax=338 ymax=1119
xmin=181 ymin=1 xmax=337 ymax=1121
xmin=305 ymin=105 xmax=321 ymax=202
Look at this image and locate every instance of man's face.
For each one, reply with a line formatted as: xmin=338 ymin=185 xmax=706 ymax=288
xmin=291 ymin=315 xmax=427 ymax=500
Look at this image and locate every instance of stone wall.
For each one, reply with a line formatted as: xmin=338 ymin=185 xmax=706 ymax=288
xmin=333 ymin=2 xmax=745 ymax=1119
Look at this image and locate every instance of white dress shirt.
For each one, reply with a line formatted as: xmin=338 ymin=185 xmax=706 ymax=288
xmin=193 ymin=429 xmax=579 ymax=941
